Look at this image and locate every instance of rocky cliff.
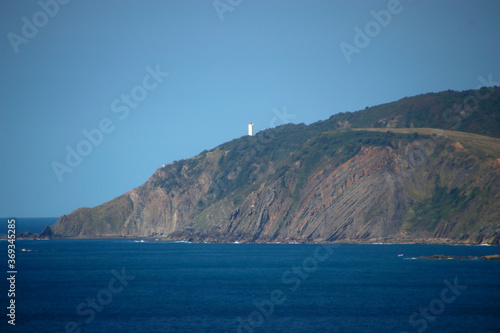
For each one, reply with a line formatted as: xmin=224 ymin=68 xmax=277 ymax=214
xmin=49 ymin=88 xmax=500 ymax=244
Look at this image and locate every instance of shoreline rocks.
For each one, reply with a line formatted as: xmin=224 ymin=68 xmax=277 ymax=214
xmin=417 ymin=254 xmax=500 ymax=260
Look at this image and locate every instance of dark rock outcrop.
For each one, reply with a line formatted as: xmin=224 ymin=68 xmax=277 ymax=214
xmin=417 ymin=254 xmax=500 ymax=260
xmin=39 ymin=225 xmax=52 ymax=239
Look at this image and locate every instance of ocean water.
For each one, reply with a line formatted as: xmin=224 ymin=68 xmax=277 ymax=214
xmin=0 ymin=217 xmax=58 ymax=235
xmin=1 ymin=240 xmax=499 ymax=333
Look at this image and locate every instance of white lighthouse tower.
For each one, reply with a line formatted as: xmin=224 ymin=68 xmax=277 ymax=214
xmin=248 ymin=122 xmax=254 ymax=136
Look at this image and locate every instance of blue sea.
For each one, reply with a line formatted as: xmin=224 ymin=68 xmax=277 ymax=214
xmin=1 ymin=239 xmax=500 ymax=332
xmin=0 ymin=217 xmax=57 ymax=236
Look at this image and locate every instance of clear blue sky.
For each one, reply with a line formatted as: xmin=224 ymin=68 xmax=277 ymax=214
xmin=1 ymin=0 xmax=499 ymax=218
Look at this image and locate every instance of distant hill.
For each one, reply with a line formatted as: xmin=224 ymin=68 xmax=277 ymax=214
xmin=1 ymin=217 xmax=58 ymax=236
xmin=313 ymin=87 xmax=500 ymax=138
xmin=45 ymin=87 xmax=500 ymax=244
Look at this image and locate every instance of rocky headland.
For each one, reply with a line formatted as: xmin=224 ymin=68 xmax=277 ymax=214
xmin=44 ymin=88 xmax=500 ymax=245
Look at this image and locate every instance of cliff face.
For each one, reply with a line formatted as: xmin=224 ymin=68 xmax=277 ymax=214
xmin=51 ymin=88 xmax=500 ymax=244
xmin=51 ymin=129 xmax=500 ymax=244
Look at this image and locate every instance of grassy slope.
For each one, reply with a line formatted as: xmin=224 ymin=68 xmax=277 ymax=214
xmin=355 ymin=128 xmax=500 ymax=158
xmin=311 ymin=87 xmax=500 ymax=139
